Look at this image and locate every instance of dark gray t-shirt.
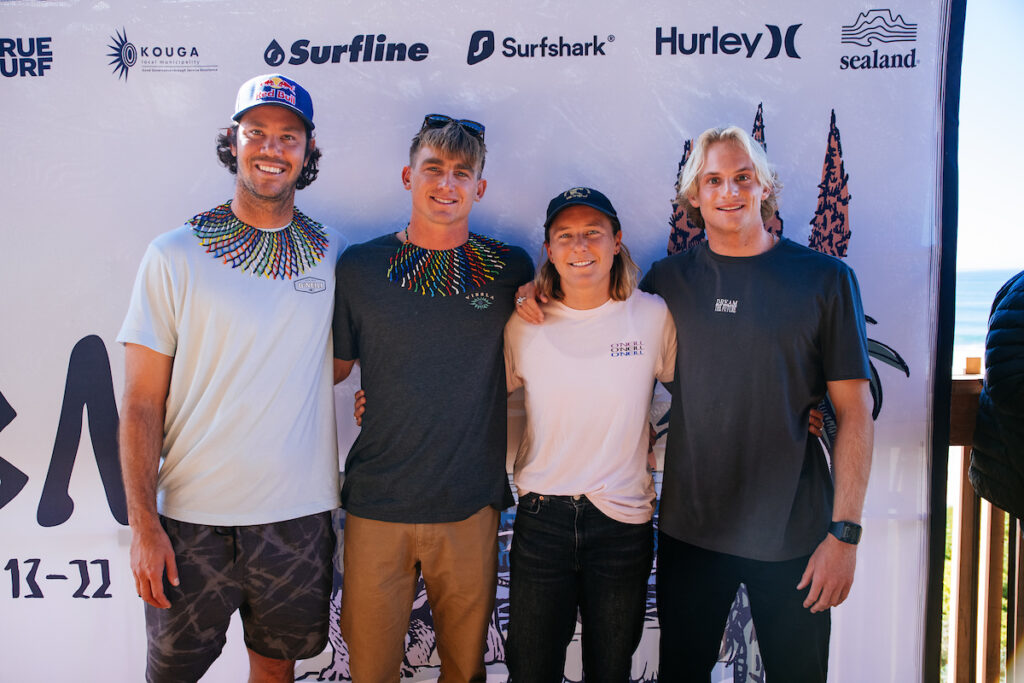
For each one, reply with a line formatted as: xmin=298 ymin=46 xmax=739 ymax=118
xmin=641 ymin=238 xmax=870 ymax=561
xmin=333 ymin=232 xmax=533 ymax=523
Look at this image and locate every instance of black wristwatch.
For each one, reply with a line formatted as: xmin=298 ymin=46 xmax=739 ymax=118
xmin=828 ymin=521 xmax=862 ymax=545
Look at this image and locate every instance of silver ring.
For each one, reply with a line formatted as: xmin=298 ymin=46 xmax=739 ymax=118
xmin=516 ymin=296 xmax=527 ymax=306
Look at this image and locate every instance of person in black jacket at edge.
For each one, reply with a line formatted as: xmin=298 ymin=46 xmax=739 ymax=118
xmin=970 ymin=269 xmax=1024 ymax=519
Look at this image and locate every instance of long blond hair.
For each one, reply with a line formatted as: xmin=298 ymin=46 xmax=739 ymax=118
xmin=677 ymin=125 xmax=782 ymax=230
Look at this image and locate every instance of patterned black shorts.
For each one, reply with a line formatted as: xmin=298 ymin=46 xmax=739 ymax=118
xmin=144 ymin=511 xmax=335 ymax=683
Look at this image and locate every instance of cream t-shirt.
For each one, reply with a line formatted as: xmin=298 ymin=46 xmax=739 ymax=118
xmin=504 ymin=289 xmax=676 ymax=524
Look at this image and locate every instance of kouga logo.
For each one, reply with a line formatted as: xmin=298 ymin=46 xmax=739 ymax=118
xmin=655 ymin=24 xmax=801 ymax=59
xmin=294 ymin=277 xmax=326 ymax=294
xmin=107 ymin=28 xmax=215 ymax=81
xmin=1 ymin=37 xmax=53 ymax=77
xmin=466 ymin=292 xmax=495 ymax=310
xmin=466 ymin=29 xmax=613 ymax=65
xmin=839 ymin=10 xmax=918 ymax=70
xmin=264 ymin=35 xmax=429 ymax=67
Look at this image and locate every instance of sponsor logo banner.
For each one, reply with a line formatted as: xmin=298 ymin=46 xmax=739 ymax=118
xmin=264 ymin=35 xmax=429 ymax=66
xmin=839 ymin=9 xmax=918 ymax=70
xmin=106 ymin=28 xmax=218 ymax=80
xmin=655 ymin=24 xmax=801 ymax=59
xmin=1 ymin=37 xmax=53 ymax=77
xmin=467 ymin=29 xmax=613 ymax=65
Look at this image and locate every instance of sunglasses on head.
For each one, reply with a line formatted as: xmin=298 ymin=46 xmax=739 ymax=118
xmin=421 ymin=114 xmax=486 ymax=142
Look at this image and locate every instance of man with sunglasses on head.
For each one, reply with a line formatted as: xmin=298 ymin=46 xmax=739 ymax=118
xmin=332 ymin=114 xmax=533 ymax=682
xmin=118 ymin=74 xmax=342 ymax=682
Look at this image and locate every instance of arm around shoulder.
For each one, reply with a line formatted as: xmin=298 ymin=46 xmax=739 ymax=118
xmin=334 ymin=358 xmax=356 ymax=384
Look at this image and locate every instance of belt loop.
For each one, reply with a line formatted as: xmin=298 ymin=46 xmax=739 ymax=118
xmin=214 ymin=526 xmax=238 ymax=563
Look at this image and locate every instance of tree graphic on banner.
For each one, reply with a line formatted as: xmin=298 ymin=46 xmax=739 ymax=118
xmin=667 ymin=139 xmax=703 ymax=255
xmin=808 ymin=109 xmax=852 ymax=257
xmin=751 ymin=103 xmax=784 ymax=239
xmin=804 ymin=110 xmax=909 ymax=453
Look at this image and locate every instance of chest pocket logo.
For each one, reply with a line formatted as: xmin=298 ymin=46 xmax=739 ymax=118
xmin=466 ymin=292 xmax=495 ymax=310
xmin=294 ymin=277 xmax=327 ymax=294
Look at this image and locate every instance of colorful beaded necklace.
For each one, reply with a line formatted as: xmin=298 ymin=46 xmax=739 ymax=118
xmin=189 ymin=202 xmax=328 ymax=280
xmin=387 ymin=232 xmax=508 ymax=296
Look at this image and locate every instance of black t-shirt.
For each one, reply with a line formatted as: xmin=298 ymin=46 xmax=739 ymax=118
xmin=333 ymin=232 xmax=534 ymax=523
xmin=641 ymin=238 xmax=870 ymax=561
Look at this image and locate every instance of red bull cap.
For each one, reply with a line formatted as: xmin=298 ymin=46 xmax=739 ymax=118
xmin=233 ymin=73 xmax=315 ymax=130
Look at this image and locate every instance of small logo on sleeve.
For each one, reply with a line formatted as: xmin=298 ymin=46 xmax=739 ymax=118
xmin=294 ymin=277 xmax=326 ymax=294
xmin=610 ymin=341 xmax=644 ymax=357
xmin=715 ymin=298 xmax=738 ymax=313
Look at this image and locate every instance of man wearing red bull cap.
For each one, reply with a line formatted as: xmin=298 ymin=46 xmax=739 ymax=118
xmin=118 ymin=73 xmax=342 ymax=682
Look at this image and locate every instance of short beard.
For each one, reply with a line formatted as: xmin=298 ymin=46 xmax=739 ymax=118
xmin=236 ymin=173 xmax=298 ymax=209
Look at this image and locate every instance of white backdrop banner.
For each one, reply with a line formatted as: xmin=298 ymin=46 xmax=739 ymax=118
xmin=1 ymin=1 xmax=955 ymax=680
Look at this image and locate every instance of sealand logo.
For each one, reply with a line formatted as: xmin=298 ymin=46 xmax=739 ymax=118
xmin=106 ymin=28 xmax=215 ymax=81
xmin=466 ymin=292 xmax=495 ymax=310
xmin=1 ymin=37 xmax=53 ymax=77
xmin=839 ymin=9 xmax=918 ymax=71
xmin=294 ymin=277 xmax=326 ymax=294
xmin=467 ymin=29 xmax=613 ymax=65
xmin=655 ymin=24 xmax=800 ymax=59
xmin=841 ymin=9 xmax=917 ymax=46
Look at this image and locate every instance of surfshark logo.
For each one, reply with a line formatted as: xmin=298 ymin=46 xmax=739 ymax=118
xmin=467 ymin=30 xmax=494 ymax=65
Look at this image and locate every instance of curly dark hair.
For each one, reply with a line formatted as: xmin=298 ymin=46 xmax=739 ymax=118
xmin=215 ymin=124 xmax=322 ymax=190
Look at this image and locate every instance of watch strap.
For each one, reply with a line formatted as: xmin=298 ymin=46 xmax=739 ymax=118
xmin=828 ymin=520 xmax=862 ymax=545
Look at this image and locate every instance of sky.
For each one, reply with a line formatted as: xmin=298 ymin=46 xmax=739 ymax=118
xmin=956 ymin=0 xmax=1024 ymax=271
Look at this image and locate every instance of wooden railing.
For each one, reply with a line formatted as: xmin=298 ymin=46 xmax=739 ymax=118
xmin=948 ymin=373 xmax=1024 ymax=682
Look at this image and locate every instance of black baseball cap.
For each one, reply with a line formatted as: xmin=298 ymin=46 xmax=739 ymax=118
xmin=544 ymin=187 xmax=619 ymax=231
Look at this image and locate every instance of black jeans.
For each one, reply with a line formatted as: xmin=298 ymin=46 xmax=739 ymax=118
xmin=506 ymin=492 xmax=654 ymax=682
xmin=656 ymin=531 xmax=830 ymax=682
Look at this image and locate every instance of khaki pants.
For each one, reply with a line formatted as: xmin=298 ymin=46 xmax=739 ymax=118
xmin=340 ymin=506 xmax=499 ymax=683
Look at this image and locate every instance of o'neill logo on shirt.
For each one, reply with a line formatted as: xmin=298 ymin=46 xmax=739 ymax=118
xmin=715 ymin=298 xmax=738 ymax=313
xmin=294 ymin=277 xmax=326 ymax=294
xmin=466 ymin=292 xmax=495 ymax=310
xmin=610 ymin=341 xmax=644 ymax=357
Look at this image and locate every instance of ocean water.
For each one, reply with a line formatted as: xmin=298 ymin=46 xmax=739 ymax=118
xmin=953 ymin=268 xmax=1020 ymax=372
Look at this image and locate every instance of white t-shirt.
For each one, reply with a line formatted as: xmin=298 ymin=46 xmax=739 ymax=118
xmin=118 ymin=218 xmax=345 ymax=526
xmin=504 ymin=289 xmax=676 ymax=524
